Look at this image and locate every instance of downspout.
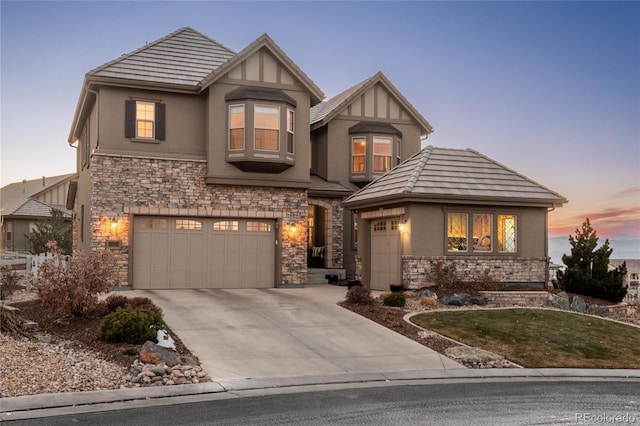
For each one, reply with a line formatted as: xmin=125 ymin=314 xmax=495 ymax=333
xmin=545 ymin=203 xmax=559 ymax=286
xmin=86 ymin=88 xmax=99 ymax=149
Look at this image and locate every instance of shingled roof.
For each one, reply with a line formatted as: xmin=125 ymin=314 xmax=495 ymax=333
xmin=343 ymin=146 xmax=568 ymax=208
xmin=88 ymin=27 xmax=236 ymax=88
xmin=1 ymin=174 xmax=75 ymax=218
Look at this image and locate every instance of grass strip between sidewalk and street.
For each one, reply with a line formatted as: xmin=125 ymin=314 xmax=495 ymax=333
xmin=410 ymin=308 xmax=640 ymax=369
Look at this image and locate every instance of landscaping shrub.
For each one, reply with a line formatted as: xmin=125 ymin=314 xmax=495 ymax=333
xmin=128 ymin=297 xmax=163 ymax=315
xmin=0 ymin=266 xmax=21 ymax=300
xmin=426 ymin=260 xmax=463 ymax=288
xmin=100 ymin=306 xmax=164 ymax=344
xmin=103 ymin=294 xmax=130 ymax=313
xmin=32 ymin=242 xmax=118 ymax=317
xmin=345 ymin=285 xmax=374 ymax=305
xmin=383 ymin=292 xmax=406 ymax=307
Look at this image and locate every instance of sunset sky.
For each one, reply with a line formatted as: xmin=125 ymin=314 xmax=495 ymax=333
xmin=1 ymin=1 xmax=639 ymax=245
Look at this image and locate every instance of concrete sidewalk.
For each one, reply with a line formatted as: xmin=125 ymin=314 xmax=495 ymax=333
xmin=126 ymin=286 xmax=463 ymax=379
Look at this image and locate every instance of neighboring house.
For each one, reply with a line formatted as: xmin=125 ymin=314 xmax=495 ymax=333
xmin=66 ymin=27 xmax=432 ymax=289
xmin=0 ymin=174 xmax=75 ymax=253
xmin=609 ymin=259 xmax=640 ymax=288
xmin=342 ymin=146 xmax=568 ymax=291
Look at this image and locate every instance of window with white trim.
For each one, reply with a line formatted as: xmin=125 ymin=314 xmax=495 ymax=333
xmin=254 ymin=105 xmax=279 ymax=151
xmin=373 ymin=136 xmax=392 ymax=173
xmin=229 ymin=105 xmax=245 ymax=150
xmin=352 ymin=137 xmax=366 ymax=172
xmin=286 ymin=109 xmax=295 ymax=154
xmin=136 ymin=102 xmax=155 ymax=139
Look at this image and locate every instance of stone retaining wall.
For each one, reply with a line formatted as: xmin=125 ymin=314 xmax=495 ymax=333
xmin=479 ymin=291 xmax=549 ymax=307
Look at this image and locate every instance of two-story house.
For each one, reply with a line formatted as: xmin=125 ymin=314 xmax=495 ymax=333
xmin=66 ymin=27 xmax=432 ymax=289
xmin=1 ymin=174 xmax=75 ymax=253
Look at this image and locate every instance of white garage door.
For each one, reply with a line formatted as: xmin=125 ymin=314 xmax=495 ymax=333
xmin=133 ymin=217 xmax=275 ymax=289
xmin=370 ymin=218 xmax=401 ymax=291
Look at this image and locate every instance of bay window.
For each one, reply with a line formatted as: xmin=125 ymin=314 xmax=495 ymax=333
xmin=224 ymin=86 xmax=298 ymax=173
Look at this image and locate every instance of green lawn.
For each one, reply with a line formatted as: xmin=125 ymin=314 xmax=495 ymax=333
xmin=410 ymin=308 xmax=640 ymax=368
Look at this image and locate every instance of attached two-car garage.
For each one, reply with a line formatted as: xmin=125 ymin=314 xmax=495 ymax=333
xmin=132 ymin=217 xmax=275 ymax=289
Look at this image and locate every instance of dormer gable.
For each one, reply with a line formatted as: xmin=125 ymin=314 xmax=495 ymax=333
xmin=310 ymin=71 xmax=433 ymax=136
xmin=200 ymin=34 xmax=324 ymax=105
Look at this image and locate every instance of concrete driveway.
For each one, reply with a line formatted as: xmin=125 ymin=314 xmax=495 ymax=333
xmin=128 ymin=286 xmax=464 ymax=380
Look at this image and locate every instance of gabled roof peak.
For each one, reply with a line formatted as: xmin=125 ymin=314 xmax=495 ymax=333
xmin=310 ymin=71 xmax=433 ymax=135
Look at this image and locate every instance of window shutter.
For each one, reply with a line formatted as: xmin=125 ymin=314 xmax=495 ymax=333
xmin=155 ymin=102 xmax=166 ymax=140
xmin=125 ymin=100 xmax=136 ymax=138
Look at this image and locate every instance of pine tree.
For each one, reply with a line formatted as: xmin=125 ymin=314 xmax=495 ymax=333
xmin=556 ymin=218 xmax=627 ymax=303
xmin=27 ymin=208 xmax=72 ymax=255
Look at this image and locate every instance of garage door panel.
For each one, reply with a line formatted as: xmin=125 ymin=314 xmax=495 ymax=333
xmin=134 ymin=217 xmax=274 ymax=289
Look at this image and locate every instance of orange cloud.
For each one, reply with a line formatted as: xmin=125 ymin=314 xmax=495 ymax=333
xmin=610 ymin=186 xmax=640 ymax=199
xmin=549 ymin=207 xmax=640 ymax=238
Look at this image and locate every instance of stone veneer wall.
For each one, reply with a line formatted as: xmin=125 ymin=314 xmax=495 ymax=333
xmin=402 ymin=255 xmax=549 ymax=290
xmin=308 ymin=197 xmax=344 ymax=268
xmin=90 ymin=154 xmax=308 ymax=287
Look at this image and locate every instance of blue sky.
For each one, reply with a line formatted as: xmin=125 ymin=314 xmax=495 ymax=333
xmin=1 ymin=1 xmax=639 ymax=247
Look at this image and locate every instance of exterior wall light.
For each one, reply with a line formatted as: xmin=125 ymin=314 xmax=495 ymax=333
xmin=110 ymin=217 xmax=118 ymax=234
xmin=398 ymin=216 xmax=407 ymax=232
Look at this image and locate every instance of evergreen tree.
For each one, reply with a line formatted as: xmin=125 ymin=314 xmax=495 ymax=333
xmin=27 ymin=208 xmax=72 ymax=255
xmin=556 ymin=218 xmax=627 ymax=303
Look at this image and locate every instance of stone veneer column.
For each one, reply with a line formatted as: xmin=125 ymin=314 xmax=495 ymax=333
xmin=91 ymin=154 xmax=308 ymax=287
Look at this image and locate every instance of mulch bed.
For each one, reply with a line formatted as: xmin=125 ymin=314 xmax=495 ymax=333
xmin=9 ymin=299 xmax=198 ymax=368
xmin=340 ymin=301 xmax=459 ymax=354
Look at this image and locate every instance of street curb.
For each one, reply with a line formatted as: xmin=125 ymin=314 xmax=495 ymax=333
xmin=2 ymin=368 xmax=640 ymax=416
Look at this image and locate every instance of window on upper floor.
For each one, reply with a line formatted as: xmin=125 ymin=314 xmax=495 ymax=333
xmin=348 ymin=122 xmax=402 ymax=185
xmin=224 ymin=86 xmax=298 ymax=174
xmin=229 ymin=105 xmax=245 ymax=150
xmin=255 ymin=105 xmax=279 ymax=151
xmin=125 ymin=100 xmax=165 ymax=141
xmin=373 ymin=136 xmax=392 ymax=173
xmin=287 ymin=109 xmax=295 ymax=154
xmin=352 ymin=137 xmax=366 ymax=172
xmin=447 ymin=211 xmax=517 ymax=254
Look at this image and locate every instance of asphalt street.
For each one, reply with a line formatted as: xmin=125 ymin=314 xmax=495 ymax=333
xmin=5 ymin=378 xmax=639 ymax=425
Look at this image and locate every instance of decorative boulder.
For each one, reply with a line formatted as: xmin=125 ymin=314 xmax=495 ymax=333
xmin=547 ymin=292 xmax=570 ymax=310
xmin=570 ymin=295 xmax=587 ymax=313
xmin=441 ymin=293 xmax=471 ymax=306
xmin=416 ymin=289 xmax=438 ymax=300
xmin=470 ymin=296 xmax=488 ymax=306
xmin=139 ymin=341 xmax=181 ymax=366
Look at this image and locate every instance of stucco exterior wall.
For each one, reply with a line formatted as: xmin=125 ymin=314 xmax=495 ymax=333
xmin=95 ymin=87 xmax=207 ymax=159
xmin=90 ymin=154 xmax=308 ymax=287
